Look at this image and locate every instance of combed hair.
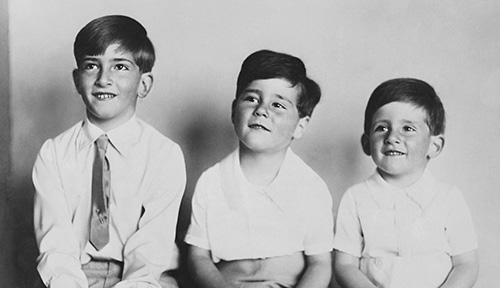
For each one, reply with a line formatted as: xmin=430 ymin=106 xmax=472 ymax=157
xmin=74 ymin=15 xmax=155 ymax=73
xmin=364 ymin=78 xmax=446 ymax=135
xmin=235 ymin=50 xmax=321 ymax=118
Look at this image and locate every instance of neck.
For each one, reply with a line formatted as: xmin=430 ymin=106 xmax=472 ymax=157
xmin=87 ymin=112 xmax=133 ymax=132
xmin=377 ymin=167 xmax=426 ymax=189
xmin=239 ymin=145 xmax=288 ymax=186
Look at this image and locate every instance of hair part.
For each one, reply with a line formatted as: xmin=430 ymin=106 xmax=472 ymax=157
xmin=235 ymin=50 xmax=321 ymax=118
xmin=363 ymin=78 xmax=446 ymax=136
xmin=74 ymin=15 xmax=155 ymax=73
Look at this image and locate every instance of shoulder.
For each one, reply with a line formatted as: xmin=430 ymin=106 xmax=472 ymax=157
xmin=429 ymin=177 xmax=469 ymax=210
xmin=283 ymin=151 xmax=331 ymax=203
xmin=195 ymin=150 xmax=236 ymax=187
xmin=286 ymin=150 xmax=326 ymax=185
xmin=338 ymin=177 xmax=373 ymax=207
xmin=136 ymin=118 xmax=183 ymax=156
xmin=345 ymin=180 xmax=371 ymax=197
xmin=38 ymin=121 xmax=84 ymax=154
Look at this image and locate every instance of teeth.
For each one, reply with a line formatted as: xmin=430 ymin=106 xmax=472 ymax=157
xmin=250 ymin=124 xmax=269 ymax=131
xmin=385 ymin=151 xmax=404 ymax=156
xmin=95 ymin=93 xmax=115 ymax=100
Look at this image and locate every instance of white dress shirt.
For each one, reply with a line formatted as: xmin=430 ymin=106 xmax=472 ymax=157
xmin=185 ymin=148 xmax=334 ymax=262
xmin=334 ymin=170 xmax=478 ymax=288
xmin=33 ymin=116 xmax=186 ymax=288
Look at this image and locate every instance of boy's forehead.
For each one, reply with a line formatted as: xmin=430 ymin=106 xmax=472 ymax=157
xmin=374 ymin=101 xmax=430 ymax=121
xmin=244 ymin=79 xmax=298 ymax=95
xmin=83 ymin=43 xmax=132 ymax=57
xmin=80 ymin=44 xmax=137 ymax=64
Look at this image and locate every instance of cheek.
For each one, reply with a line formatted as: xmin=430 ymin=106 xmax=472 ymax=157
xmin=232 ymin=111 xmax=246 ymax=131
xmin=369 ymin=136 xmax=382 ymax=150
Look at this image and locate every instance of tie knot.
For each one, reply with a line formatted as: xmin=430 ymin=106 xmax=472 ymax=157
xmin=96 ymin=135 xmax=109 ymax=152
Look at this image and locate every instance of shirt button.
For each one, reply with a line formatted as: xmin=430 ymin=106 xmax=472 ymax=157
xmin=375 ymin=258 xmax=383 ymax=268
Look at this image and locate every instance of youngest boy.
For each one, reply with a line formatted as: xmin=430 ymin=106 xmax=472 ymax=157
xmin=333 ymin=78 xmax=478 ymax=288
xmin=33 ymin=15 xmax=185 ymax=288
xmin=185 ymin=50 xmax=334 ymax=287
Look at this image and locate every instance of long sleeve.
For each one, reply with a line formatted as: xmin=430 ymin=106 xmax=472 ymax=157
xmin=114 ymin=143 xmax=186 ymax=288
xmin=33 ymin=117 xmax=187 ymax=288
xmin=33 ymin=139 xmax=88 ymax=288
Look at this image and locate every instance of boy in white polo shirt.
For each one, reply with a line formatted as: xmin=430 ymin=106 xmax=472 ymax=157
xmin=333 ymin=78 xmax=478 ymax=288
xmin=185 ymin=50 xmax=334 ymax=288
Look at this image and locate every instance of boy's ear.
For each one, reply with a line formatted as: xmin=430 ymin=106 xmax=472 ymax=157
xmin=137 ymin=72 xmax=153 ymax=99
xmin=292 ymin=116 xmax=310 ymax=140
xmin=361 ymin=133 xmax=371 ymax=156
xmin=72 ymin=69 xmax=82 ymax=94
xmin=427 ymin=134 xmax=445 ymax=159
xmin=230 ymin=99 xmax=237 ymax=124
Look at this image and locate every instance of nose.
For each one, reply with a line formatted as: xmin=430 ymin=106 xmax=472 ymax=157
xmin=384 ymin=129 xmax=401 ymax=144
xmin=95 ymin=69 xmax=112 ymax=87
xmin=253 ymin=103 xmax=268 ymax=118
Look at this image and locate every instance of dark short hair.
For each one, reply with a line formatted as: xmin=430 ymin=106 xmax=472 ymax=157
xmin=235 ymin=50 xmax=321 ymax=118
xmin=74 ymin=15 xmax=155 ymax=73
xmin=364 ymin=78 xmax=446 ymax=135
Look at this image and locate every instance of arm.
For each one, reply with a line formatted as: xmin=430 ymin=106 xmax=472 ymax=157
xmin=115 ymin=145 xmax=186 ymax=288
xmin=298 ymin=179 xmax=334 ymax=288
xmin=187 ymin=245 xmax=234 ymax=288
xmin=333 ymin=250 xmax=377 ymax=288
xmin=439 ymin=250 xmax=478 ymax=288
xmin=33 ymin=140 xmax=87 ymax=288
xmin=296 ymin=252 xmax=332 ymax=288
xmin=438 ymin=188 xmax=479 ymax=288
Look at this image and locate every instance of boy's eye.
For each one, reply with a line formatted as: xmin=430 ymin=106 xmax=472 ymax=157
xmin=403 ymin=126 xmax=416 ymax=132
xmin=242 ymin=95 xmax=259 ymax=103
xmin=114 ymin=63 xmax=129 ymax=71
xmin=83 ymin=63 xmax=98 ymax=70
xmin=272 ymin=102 xmax=286 ymax=109
xmin=374 ymin=125 xmax=388 ymax=132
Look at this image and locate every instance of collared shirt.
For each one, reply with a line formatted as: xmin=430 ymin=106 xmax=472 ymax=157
xmin=185 ymin=148 xmax=334 ymax=262
xmin=333 ymin=170 xmax=478 ymax=288
xmin=33 ymin=116 xmax=186 ymax=288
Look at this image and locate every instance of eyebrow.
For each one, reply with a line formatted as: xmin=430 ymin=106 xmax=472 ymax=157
xmin=81 ymin=56 xmax=134 ymax=63
xmin=243 ymin=88 xmax=294 ymax=105
xmin=372 ymin=118 xmax=423 ymax=127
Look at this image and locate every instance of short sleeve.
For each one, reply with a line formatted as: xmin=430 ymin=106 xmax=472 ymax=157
xmin=184 ymin=170 xmax=213 ymax=250
xmin=445 ymin=187 xmax=478 ymax=256
xmin=303 ymin=180 xmax=334 ymax=256
xmin=333 ymin=189 xmax=364 ymax=257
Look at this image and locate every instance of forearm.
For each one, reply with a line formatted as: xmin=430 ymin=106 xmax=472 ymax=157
xmin=113 ymin=279 xmax=161 ymax=288
xmin=334 ymin=265 xmax=376 ymax=288
xmin=33 ymin=142 xmax=87 ymax=288
xmin=439 ymin=251 xmax=479 ymax=288
xmin=36 ymin=222 xmax=87 ymax=288
xmin=333 ymin=251 xmax=376 ymax=288
xmin=187 ymin=246 xmax=233 ymax=288
xmin=296 ymin=253 xmax=332 ymax=288
xmin=122 ymin=148 xmax=186 ymax=285
xmin=120 ymin=202 xmax=181 ymax=286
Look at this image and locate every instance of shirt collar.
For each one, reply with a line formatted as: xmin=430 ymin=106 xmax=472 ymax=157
xmin=264 ymin=148 xmax=301 ymax=210
xmin=230 ymin=148 xmax=298 ymax=211
xmin=366 ymin=169 xmax=437 ymax=210
xmin=78 ymin=115 xmax=141 ymax=156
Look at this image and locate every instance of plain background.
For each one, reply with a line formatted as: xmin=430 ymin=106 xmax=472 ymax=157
xmin=1 ymin=1 xmax=499 ymax=287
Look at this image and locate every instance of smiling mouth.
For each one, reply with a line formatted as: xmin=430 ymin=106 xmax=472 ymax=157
xmin=248 ymin=124 xmax=270 ymax=132
xmin=384 ymin=151 xmax=405 ymax=156
xmin=93 ymin=93 xmax=116 ymax=100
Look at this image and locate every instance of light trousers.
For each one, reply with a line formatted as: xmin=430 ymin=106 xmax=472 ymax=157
xmin=216 ymin=252 xmax=306 ymax=288
xmin=82 ymin=260 xmax=178 ymax=288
